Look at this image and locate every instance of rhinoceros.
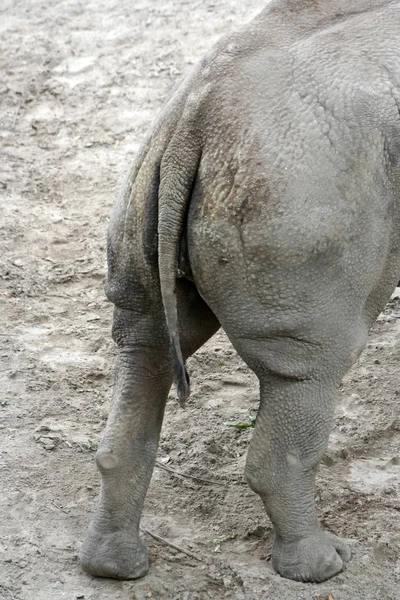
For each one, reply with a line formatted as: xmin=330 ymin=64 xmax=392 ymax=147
xmin=81 ymin=0 xmax=400 ymax=583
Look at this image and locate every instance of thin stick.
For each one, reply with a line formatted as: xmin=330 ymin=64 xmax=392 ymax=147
xmin=51 ymin=500 xmax=69 ymax=515
xmin=47 ymin=292 xmax=73 ymax=298
xmin=11 ymin=105 xmax=20 ymax=129
xmin=155 ymin=461 xmax=226 ymax=486
xmin=155 ymin=460 xmax=247 ymax=486
xmin=140 ymin=527 xmax=203 ymax=562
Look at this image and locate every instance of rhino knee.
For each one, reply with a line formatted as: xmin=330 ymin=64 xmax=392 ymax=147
xmin=96 ymin=448 xmax=119 ymax=472
xmin=245 ymin=454 xmax=268 ymax=496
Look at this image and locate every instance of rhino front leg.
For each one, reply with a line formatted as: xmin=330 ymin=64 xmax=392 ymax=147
xmin=245 ymin=370 xmax=351 ymax=583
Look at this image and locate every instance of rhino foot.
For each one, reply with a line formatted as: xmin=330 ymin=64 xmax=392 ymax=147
xmin=272 ymin=530 xmax=351 ymax=583
xmin=80 ymin=527 xmax=148 ymax=580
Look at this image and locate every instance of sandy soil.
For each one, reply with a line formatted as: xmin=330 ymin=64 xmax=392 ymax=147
xmin=0 ymin=1 xmax=399 ymax=599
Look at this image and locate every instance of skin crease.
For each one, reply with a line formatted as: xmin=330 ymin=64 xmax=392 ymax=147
xmin=80 ymin=0 xmax=400 ymax=584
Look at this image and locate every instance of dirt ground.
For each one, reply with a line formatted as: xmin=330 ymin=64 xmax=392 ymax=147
xmin=0 ymin=1 xmax=399 ymax=599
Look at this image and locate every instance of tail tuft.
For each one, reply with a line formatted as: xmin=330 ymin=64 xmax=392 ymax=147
xmin=171 ymin=343 xmax=190 ymax=407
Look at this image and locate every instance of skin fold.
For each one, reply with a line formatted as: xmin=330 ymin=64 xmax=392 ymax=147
xmin=81 ymin=0 xmax=400 ymax=583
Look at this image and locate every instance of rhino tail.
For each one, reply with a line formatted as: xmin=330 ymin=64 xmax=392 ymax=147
xmin=158 ymin=132 xmax=201 ymax=407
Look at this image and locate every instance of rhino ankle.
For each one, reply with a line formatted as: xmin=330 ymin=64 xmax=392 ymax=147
xmin=96 ymin=448 xmax=119 ymax=472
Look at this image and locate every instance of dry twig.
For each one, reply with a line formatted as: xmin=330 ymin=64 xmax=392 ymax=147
xmin=140 ymin=527 xmax=203 ymax=562
xmin=11 ymin=105 xmax=20 ymax=129
xmin=155 ymin=460 xmax=246 ymax=486
xmin=155 ymin=461 xmax=228 ymax=486
xmin=50 ymin=500 xmax=69 ymax=515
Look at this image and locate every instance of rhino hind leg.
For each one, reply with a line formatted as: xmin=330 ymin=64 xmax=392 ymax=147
xmin=79 ymin=330 xmax=171 ymax=580
xmin=80 ymin=280 xmax=219 ymax=579
xmin=223 ymin=315 xmax=367 ymax=583
xmin=244 ymin=367 xmax=351 ymax=582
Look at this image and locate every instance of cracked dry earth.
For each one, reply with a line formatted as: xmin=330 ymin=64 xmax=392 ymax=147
xmin=0 ymin=1 xmax=399 ymax=599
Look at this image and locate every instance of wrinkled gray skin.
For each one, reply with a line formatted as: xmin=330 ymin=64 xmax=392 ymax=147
xmin=81 ymin=0 xmax=400 ymax=584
